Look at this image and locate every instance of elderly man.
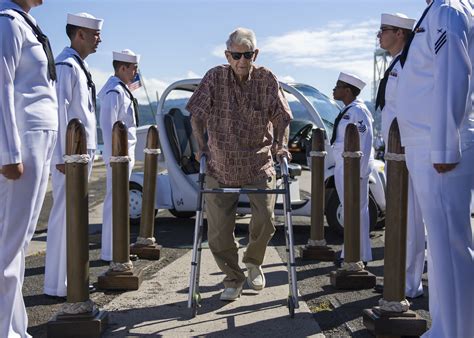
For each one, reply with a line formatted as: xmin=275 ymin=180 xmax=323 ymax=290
xmin=44 ymin=11 xmax=103 ymax=299
xmin=186 ymin=27 xmax=292 ymax=301
xmin=99 ymin=49 xmax=140 ymax=262
xmin=331 ymin=72 xmax=374 ymax=265
xmin=0 ymin=0 xmax=58 ymax=336
xmin=396 ymin=0 xmax=474 ymax=337
xmin=375 ymin=13 xmax=425 ymax=299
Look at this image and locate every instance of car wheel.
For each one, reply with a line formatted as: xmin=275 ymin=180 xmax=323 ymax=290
xmin=326 ymin=189 xmax=379 ymax=236
xmin=326 ymin=190 xmax=344 ymax=236
xmin=129 ymin=182 xmax=157 ymax=226
xmin=169 ymin=208 xmax=196 ymax=219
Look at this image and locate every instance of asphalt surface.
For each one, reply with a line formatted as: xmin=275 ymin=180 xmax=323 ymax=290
xmin=24 ymin=161 xmax=433 ymax=337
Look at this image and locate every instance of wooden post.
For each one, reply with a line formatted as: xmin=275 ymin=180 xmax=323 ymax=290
xmin=330 ymin=123 xmax=376 ymax=289
xmin=47 ymin=119 xmax=108 ymax=338
xmin=131 ymin=125 xmax=162 ymax=259
xmin=363 ymin=120 xmax=427 ymax=337
xmin=98 ymin=121 xmax=143 ymax=290
xmin=300 ymin=128 xmax=335 ymax=261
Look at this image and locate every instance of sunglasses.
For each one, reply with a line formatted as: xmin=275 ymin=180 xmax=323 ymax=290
xmin=227 ymin=51 xmax=255 ymax=60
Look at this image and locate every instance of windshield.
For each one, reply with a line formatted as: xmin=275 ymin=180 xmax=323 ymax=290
xmin=291 ymin=84 xmax=341 ymax=140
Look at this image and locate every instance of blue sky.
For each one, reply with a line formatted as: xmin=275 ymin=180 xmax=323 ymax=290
xmin=33 ymin=0 xmax=427 ymax=103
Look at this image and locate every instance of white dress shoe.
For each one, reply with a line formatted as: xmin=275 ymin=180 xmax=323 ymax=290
xmin=245 ymin=262 xmax=265 ymax=291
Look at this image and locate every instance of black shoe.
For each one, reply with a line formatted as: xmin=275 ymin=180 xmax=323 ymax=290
xmin=44 ymin=294 xmax=66 ymax=301
xmin=89 ymin=284 xmax=97 ymax=293
xmin=363 ymin=261 xmax=368 ymax=268
xmin=130 ymin=254 xmax=138 ymax=261
xmin=334 ymin=258 xmax=343 ymax=268
xmin=406 ymin=293 xmax=424 ymax=300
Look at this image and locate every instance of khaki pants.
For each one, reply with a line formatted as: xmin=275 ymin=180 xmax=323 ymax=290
xmin=205 ymin=175 xmax=276 ymax=288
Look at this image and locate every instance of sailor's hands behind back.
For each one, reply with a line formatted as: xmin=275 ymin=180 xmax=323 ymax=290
xmin=1 ymin=163 xmax=24 ymax=180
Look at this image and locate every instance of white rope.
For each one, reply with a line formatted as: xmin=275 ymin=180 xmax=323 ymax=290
xmin=342 ymin=151 xmax=363 ymax=158
xmin=309 ymin=151 xmax=327 ymax=157
xmin=59 ymin=299 xmax=96 ymax=315
xmin=63 ymin=154 xmax=91 ymax=164
xmin=110 ymin=260 xmax=133 ymax=272
xmin=307 ymin=238 xmax=327 ymax=247
xmin=340 ymin=261 xmax=365 ymax=272
xmin=144 ymin=148 xmax=161 ymax=155
xmin=379 ymin=298 xmax=410 ymax=313
xmin=135 ymin=236 xmax=156 ymax=246
xmin=110 ymin=156 xmax=131 ymax=163
xmin=384 ymin=152 xmax=406 ymax=162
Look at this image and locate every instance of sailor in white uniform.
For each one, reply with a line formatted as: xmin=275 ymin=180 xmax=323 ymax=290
xmin=396 ymin=1 xmax=474 ymax=337
xmin=43 ymin=12 xmax=103 ymax=298
xmin=99 ymin=49 xmax=140 ymax=261
xmin=0 ymin=1 xmax=58 ymax=336
xmin=376 ymin=13 xmax=425 ymax=299
xmin=331 ymin=72 xmax=374 ymax=263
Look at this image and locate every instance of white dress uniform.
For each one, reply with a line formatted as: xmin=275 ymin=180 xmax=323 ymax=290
xmin=98 ymin=71 xmax=138 ymax=261
xmin=332 ymin=79 xmax=374 ymax=262
xmin=377 ymin=12 xmax=426 ymax=299
xmin=43 ymin=13 xmax=103 ymax=298
xmin=396 ymin=1 xmax=474 ymax=337
xmin=0 ymin=2 xmax=58 ymax=337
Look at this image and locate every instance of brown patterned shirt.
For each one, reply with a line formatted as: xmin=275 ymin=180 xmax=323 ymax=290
xmin=186 ymin=64 xmax=292 ymax=186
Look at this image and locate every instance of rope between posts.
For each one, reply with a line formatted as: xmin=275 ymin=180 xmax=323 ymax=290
xmin=340 ymin=261 xmax=365 ymax=272
xmin=379 ymin=298 xmax=410 ymax=313
xmin=135 ymin=236 xmax=156 ymax=246
xmin=110 ymin=260 xmax=133 ymax=272
xmin=384 ymin=152 xmax=406 ymax=162
xmin=63 ymin=154 xmax=91 ymax=163
xmin=144 ymin=148 xmax=161 ymax=155
xmin=342 ymin=151 xmax=363 ymax=158
xmin=59 ymin=299 xmax=95 ymax=315
xmin=307 ymin=238 xmax=327 ymax=247
xmin=310 ymin=151 xmax=327 ymax=157
xmin=110 ymin=156 xmax=131 ymax=163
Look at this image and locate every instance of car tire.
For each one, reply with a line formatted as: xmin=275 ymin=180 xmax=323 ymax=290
xmin=169 ymin=208 xmax=196 ymax=219
xmin=129 ymin=182 xmax=157 ymax=226
xmin=326 ymin=189 xmax=379 ymax=236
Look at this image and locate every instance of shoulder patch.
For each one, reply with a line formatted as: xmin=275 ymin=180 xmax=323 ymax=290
xmin=342 ymin=114 xmax=350 ymax=120
xmin=357 ymin=120 xmax=367 ymax=133
xmin=0 ymin=13 xmax=15 ymax=20
xmin=106 ymin=89 xmax=120 ymax=95
xmin=55 ymin=62 xmax=73 ymax=68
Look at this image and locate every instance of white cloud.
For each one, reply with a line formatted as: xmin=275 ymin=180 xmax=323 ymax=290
xmin=212 ymin=44 xmax=227 ymax=59
xmin=260 ymin=20 xmax=379 ymax=82
xmin=278 ymin=75 xmax=296 ymax=83
xmin=186 ymin=70 xmax=201 ymax=79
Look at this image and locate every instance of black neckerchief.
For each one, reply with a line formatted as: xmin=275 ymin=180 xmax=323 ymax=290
xmin=118 ymin=82 xmax=139 ymax=127
xmin=375 ymin=55 xmax=401 ymax=110
xmin=72 ymin=54 xmax=96 ymax=112
xmin=330 ymin=105 xmax=351 ymax=145
xmin=12 ymin=9 xmax=56 ymax=81
xmin=400 ymin=1 xmax=434 ymax=68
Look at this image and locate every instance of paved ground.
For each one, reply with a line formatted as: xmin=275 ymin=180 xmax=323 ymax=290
xmin=22 ymin=159 xmax=447 ymax=337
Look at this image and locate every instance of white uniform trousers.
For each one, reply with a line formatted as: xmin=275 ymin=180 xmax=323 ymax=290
xmin=0 ymin=130 xmax=57 ymax=338
xmin=43 ymin=150 xmax=95 ymax=297
xmin=100 ymin=153 xmax=135 ymax=261
xmin=335 ymin=163 xmax=373 ymax=262
xmin=406 ymin=145 xmax=474 ymax=338
xmin=405 ymin=176 xmax=425 ymax=298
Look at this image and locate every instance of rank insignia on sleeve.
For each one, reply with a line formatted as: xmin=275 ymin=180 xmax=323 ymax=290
xmin=357 ymin=120 xmax=367 ymax=133
xmin=435 ymin=29 xmax=447 ymax=54
xmin=342 ymin=114 xmax=350 ymax=120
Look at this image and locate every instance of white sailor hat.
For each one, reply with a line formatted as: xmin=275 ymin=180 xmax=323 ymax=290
xmin=381 ymin=13 xmax=416 ymax=30
xmin=338 ymin=72 xmax=366 ymax=90
xmin=113 ymin=49 xmax=140 ymax=63
xmin=67 ymin=12 xmax=103 ymax=30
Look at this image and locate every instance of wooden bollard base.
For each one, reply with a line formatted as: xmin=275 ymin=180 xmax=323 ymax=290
xmin=97 ymin=267 xmax=144 ymax=290
xmin=363 ymin=307 xmax=427 ymax=337
xmin=47 ymin=308 xmax=108 ymax=338
xmin=330 ymin=269 xmax=376 ymax=290
xmin=130 ymin=243 xmax=162 ymax=260
xmin=300 ymin=245 xmax=336 ymax=261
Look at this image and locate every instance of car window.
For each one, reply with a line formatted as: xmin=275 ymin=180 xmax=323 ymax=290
xmin=284 ymin=91 xmax=313 ymax=122
xmin=292 ymin=84 xmax=341 ymax=140
xmin=162 ymin=89 xmax=193 ymax=115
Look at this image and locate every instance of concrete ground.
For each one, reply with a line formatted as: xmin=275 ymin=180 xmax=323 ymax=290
xmin=23 ymin=158 xmax=474 ymax=337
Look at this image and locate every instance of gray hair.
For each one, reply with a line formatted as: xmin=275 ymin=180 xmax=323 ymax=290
xmin=226 ymin=27 xmax=257 ymax=51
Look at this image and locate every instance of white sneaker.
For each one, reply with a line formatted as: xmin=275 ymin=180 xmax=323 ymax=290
xmin=220 ymin=286 xmax=243 ymax=301
xmin=245 ymin=263 xmax=265 ymax=291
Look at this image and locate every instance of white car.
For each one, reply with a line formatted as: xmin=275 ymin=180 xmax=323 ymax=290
xmin=130 ymin=79 xmax=386 ymax=235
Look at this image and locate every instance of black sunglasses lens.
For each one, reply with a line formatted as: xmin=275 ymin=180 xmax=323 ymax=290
xmin=230 ymin=51 xmax=254 ymax=60
xmin=243 ymin=52 xmax=254 ymax=59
